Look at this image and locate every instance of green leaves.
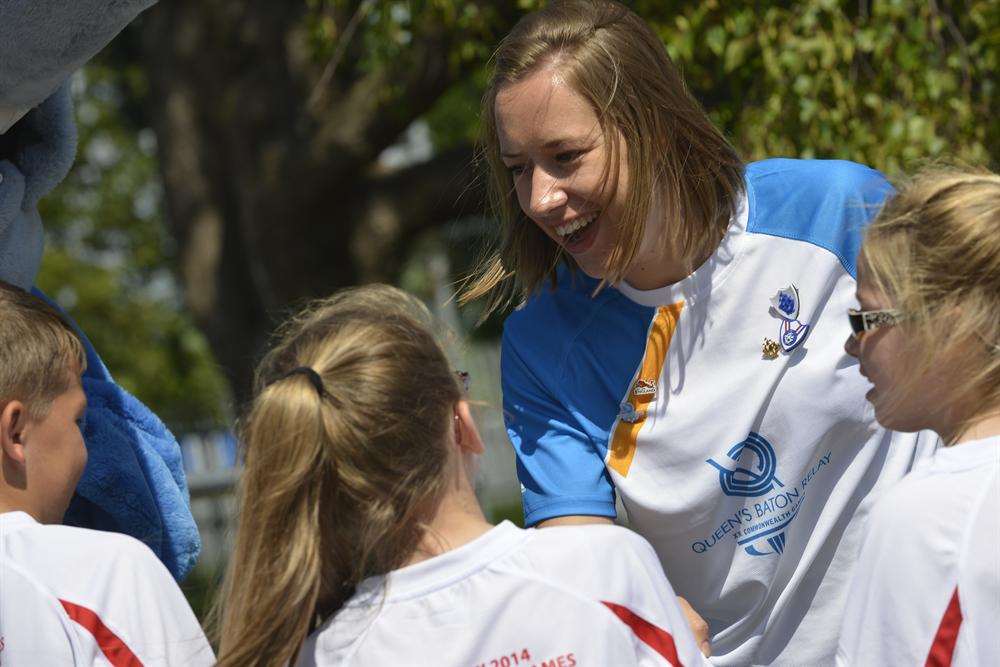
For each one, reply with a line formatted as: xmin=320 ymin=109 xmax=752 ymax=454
xmin=646 ymin=0 xmax=996 ymax=176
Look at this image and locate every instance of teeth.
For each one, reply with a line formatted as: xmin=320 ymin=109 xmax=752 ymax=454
xmin=556 ymin=212 xmax=598 ymax=237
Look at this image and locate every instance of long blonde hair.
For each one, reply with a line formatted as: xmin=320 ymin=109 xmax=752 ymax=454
xmin=460 ymin=0 xmax=745 ymax=315
xmin=863 ymin=168 xmax=1000 ymax=441
xmin=213 ymin=285 xmax=462 ymax=666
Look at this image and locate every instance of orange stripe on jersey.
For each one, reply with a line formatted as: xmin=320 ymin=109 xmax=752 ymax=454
xmin=925 ymin=587 xmax=963 ymax=667
xmin=607 ymin=302 xmax=683 ymax=477
xmin=601 ymin=600 xmax=683 ymax=666
xmin=60 ymin=599 xmax=143 ymax=666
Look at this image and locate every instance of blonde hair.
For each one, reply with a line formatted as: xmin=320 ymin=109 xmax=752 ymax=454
xmin=460 ymin=0 xmax=744 ymax=314
xmin=213 ymin=284 xmax=463 ymax=667
xmin=863 ymin=168 xmax=1000 ymax=441
xmin=0 ymin=281 xmax=86 ymax=418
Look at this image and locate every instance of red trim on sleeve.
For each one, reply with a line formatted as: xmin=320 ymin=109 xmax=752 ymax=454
xmin=59 ymin=599 xmax=143 ymax=667
xmin=925 ymin=587 xmax=963 ymax=667
xmin=602 ymin=600 xmax=683 ymax=666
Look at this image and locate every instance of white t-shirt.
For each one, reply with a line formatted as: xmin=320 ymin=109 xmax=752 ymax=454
xmin=296 ymin=522 xmax=710 ymax=666
xmin=838 ymin=435 xmax=1000 ymax=666
xmin=0 ymin=511 xmax=214 ymax=666
xmin=501 ymin=159 xmax=940 ymax=665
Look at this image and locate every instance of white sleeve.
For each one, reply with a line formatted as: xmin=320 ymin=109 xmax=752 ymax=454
xmin=0 ymin=561 xmax=82 ymax=665
xmin=604 ymin=532 xmax=710 ymax=667
xmin=70 ymin=538 xmax=216 ymax=667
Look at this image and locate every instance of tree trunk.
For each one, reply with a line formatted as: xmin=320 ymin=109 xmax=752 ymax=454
xmin=138 ymin=0 xmax=507 ymax=403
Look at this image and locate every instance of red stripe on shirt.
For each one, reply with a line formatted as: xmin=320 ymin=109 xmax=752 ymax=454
xmin=602 ymin=600 xmax=683 ymax=666
xmin=59 ymin=599 xmax=143 ymax=667
xmin=925 ymin=587 xmax=963 ymax=667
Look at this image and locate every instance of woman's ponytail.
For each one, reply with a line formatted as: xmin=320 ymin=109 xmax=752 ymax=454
xmin=213 ymin=285 xmax=463 ymax=665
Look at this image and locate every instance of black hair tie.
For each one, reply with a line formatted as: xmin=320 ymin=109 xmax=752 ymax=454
xmin=278 ymin=366 xmax=327 ymax=398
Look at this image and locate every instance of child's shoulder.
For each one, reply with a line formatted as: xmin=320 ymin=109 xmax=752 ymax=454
xmin=34 ymin=521 xmax=156 ymax=554
xmin=523 ymin=523 xmax=657 ymax=567
xmin=13 ymin=520 xmax=169 ymax=581
xmin=866 ymin=461 xmax=988 ymax=543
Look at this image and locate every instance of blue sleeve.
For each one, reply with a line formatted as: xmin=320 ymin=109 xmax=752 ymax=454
xmin=501 ymin=328 xmax=616 ymax=526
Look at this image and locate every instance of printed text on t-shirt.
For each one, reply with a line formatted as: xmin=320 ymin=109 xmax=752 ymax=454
xmin=475 ymin=648 xmax=577 ymax=667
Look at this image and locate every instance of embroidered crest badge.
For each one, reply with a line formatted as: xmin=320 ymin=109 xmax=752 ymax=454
xmin=769 ymin=285 xmax=811 ymax=353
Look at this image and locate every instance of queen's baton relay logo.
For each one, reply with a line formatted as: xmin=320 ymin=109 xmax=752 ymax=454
xmin=708 ymin=432 xmax=782 ymax=497
xmin=694 ymin=432 xmax=833 ymax=557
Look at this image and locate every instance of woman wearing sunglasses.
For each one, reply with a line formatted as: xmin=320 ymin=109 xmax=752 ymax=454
xmin=838 ymin=170 xmax=1000 ymax=666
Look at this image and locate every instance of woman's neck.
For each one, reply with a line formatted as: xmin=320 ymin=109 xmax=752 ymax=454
xmin=624 ymin=223 xmax=720 ymax=292
xmin=953 ymin=410 xmax=1000 ymax=445
xmin=404 ymin=484 xmax=493 ymax=567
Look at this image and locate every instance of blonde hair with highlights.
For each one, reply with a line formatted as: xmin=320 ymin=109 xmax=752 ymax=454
xmin=863 ymin=168 xmax=1000 ymax=441
xmin=213 ymin=285 xmax=463 ymax=667
xmin=0 ymin=281 xmax=86 ymax=418
xmin=461 ymin=0 xmax=745 ymax=313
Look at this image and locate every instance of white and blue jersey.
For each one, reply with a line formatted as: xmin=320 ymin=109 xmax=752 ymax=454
xmin=501 ymin=159 xmax=938 ymax=666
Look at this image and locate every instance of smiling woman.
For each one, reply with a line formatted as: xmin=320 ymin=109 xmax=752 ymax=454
xmin=494 ymin=71 xmax=617 ymax=274
xmin=464 ymin=0 xmax=743 ymax=310
xmin=459 ymin=1 xmax=939 ymax=666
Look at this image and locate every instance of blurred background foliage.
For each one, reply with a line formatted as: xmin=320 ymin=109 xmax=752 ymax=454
xmin=37 ymin=65 xmax=230 ymax=432
xmin=36 ymin=0 xmax=997 ymax=433
xmin=647 ymin=0 xmax=997 ymax=171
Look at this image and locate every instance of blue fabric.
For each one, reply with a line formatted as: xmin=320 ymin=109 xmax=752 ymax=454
xmin=502 ymin=268 xmax=654 ymax=525
xmin=745 ymin=159 xmax=894 ymax=278
xmin=0 ymin=84 xmax=74 ymax=290
xmin=33 ymin=289 xmax=201 ymax=581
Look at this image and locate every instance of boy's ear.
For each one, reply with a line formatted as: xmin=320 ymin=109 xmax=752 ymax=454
xmin=453 ymin=400 xmax=485 ymax=455
xmin=0 ymin=400 xmax=29 ymax=464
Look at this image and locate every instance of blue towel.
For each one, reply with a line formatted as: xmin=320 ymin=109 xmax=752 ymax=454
xmin=35 ymin=289 xmax=202 ymax=580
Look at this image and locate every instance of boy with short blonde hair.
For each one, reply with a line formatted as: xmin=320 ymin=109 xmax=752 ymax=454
xmin=0 ymin=281 xmax=213 ymax=666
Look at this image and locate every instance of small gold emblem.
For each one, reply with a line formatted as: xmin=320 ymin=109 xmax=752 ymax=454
xmin=762 ymin=338 xmax=780 ymax=359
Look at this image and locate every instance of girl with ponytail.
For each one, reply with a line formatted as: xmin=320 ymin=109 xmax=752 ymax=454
xmin=214 ymin=284 xmax=709 ymax=666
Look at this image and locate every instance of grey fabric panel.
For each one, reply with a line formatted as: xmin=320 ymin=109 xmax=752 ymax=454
xmin=0 ymin=0 xmax=156 ymax=108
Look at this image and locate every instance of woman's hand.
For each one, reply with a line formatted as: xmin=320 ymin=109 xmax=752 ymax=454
xmin=678 ymin=596 xmax=712 ymax=657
